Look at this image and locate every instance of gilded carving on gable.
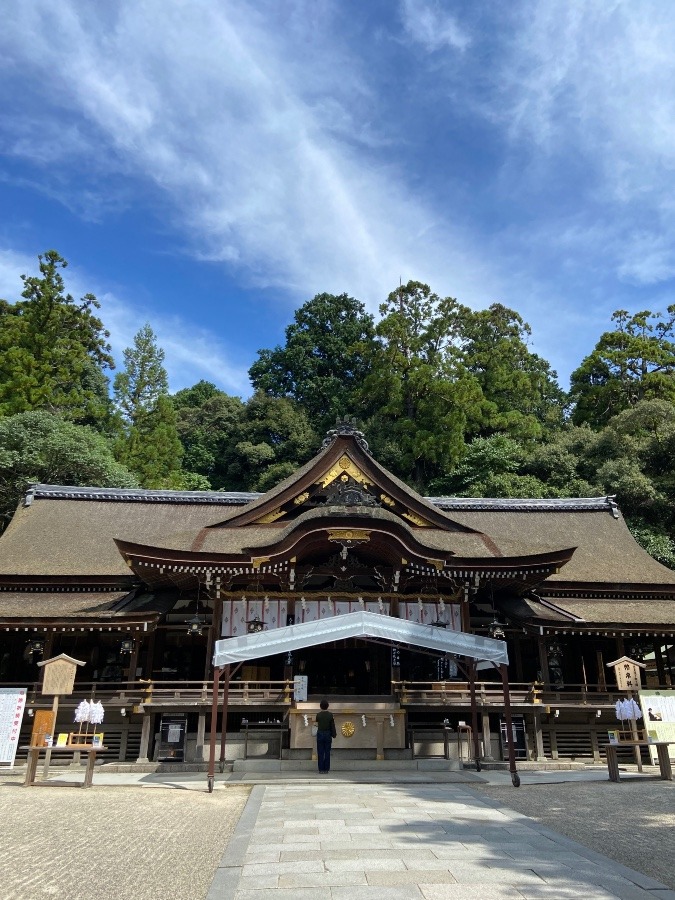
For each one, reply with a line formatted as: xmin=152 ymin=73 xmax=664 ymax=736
xmin=319 ymin=455 xmax=372 ymax=489
xmin=402 ymin=510 xmax=433 ymax=527
xmin=253 ymin=507 xmax=285 ymax=524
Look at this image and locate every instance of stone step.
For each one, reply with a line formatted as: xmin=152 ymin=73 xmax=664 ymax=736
xmin=232 ymin=758 xmax=461 ymax=773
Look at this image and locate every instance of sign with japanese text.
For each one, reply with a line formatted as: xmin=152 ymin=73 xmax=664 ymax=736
xmin=607 ymin=656 xmax=646 ymax=691
xmin=38 ymin=654 xmax=85 ymax=695
xmin=0 ymin=688 xmax=27 ymax=766
xmin=293 ymin=675 xmax=308 ymax=702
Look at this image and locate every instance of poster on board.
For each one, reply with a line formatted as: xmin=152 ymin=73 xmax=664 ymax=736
xmin=639 ymin=689 xmax=675 ymax=759
xmin=0 ymin=687 xmax=27 ymax=767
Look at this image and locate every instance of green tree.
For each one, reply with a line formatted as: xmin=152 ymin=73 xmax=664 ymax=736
xmin=461 ymin=303 xmax=566 ymax=439
xmin=429 ymin=434 xmax=551 ymax=498
xmin=114 ymin=326 xmax=183 ymax=487
xmin=570 ymin=307 xmax=675 ymax=428
xmin=249 ymin=293 xmax=375 ymax=431
xmin=227 ymin=393 xmax=318 ymax=491
xmin=0 ymin=250 xmax=114 ymax=424
xmin=113 ymin=323 xmax=169 ymax=426
xmin=0 ymin=411 xmax=137 ymax=528
xmin=359 ymin=281 xmax=482 ymax=488
xmin=173 ymin=381 xmax=246 ymax=490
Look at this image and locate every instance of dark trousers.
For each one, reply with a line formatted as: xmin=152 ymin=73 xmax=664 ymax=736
xmin=317 ymin=730 xmax=332 ymax=772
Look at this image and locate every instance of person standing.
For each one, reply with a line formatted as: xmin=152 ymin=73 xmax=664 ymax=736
xmin=315 ymin=699 xmax=336 ymax=773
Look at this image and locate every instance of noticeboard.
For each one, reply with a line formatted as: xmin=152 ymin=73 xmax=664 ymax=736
xmin=500 ymin=715 xmax=527 ymax=760
xmin=0 ymin=688 xmax=27 ymax=766
xmin=157 ymin=715 xmax=187 ymax=762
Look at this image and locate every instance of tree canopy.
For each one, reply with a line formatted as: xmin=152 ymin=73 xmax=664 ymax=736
xmin=0 ymin=251 xmax=114 ymax=425
xmin=249 ymin=292 xmax=374 ymax=431
xmin=570 ymin=307 xmax=675 ymax=428
xmin=113 ymin=325 xmax=183 ymax=488
xmin=359 ymin=281 xmax=482 ymax=487
xmin=0 ymin=411 xmax=137 ymax=526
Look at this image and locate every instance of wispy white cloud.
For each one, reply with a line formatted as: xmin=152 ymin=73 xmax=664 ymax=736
xmin=0 ymin=247 xmax=250 ymax=395
xmin=399 ymin=0 xmax=471 ymax=52
xmin=497 ymin=3 xmax=675 ymax=285
xmin=0 ymin=1 xmax=492 ymax=312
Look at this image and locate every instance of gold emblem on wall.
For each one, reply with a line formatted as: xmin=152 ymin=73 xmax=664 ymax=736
xmin=326 ymin=529 xmax=371 ymax=543
xmin=341 ymin=721 xmax=355 ymax=738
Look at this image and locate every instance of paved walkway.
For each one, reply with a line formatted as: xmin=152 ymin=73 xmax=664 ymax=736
xmin=207 ymin=779 xmax=675 ymax=900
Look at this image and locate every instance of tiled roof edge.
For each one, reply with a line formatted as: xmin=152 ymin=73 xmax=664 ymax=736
xmin=25 ymin=484 xmax=618 ymax=513
xmin=428 ymin=496 xmax=618 ymax=513
xmin=25 ymin=484 xmax=259 ymax=505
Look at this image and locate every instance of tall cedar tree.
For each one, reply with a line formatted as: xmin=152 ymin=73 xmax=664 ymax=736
xmin=461 ymin=303 xmax=566 ymax=438
xmin=249 ymin=293 xmax=375 ymax=432
xmin=570 ymin=307 xmax=675 ymax=428
xmin=359 ymin=281 xmax=482 ymax=488
xmin=0 ymin=250 xmax=114 ymax=425
xmin=114 ymin=325 xmax=183 ymax=487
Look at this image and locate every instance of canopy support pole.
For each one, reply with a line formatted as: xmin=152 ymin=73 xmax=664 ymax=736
xmin=500 ymin=663 xmax=520 ymax=787
xmin=219 ymin=664 xmax=232 ymax=771
xmin=207 ymin=666 xmax=221 ymax=793
xmin=468 ymin=658 xmax=481 ymax=772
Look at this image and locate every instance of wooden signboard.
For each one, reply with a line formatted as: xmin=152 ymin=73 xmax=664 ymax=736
xmin=30 ymin=710 xmax=55 ymax=747
xmin=38 ymin=654 xmax=85 ymax=696
xmin=606 ymin=656 xmax=646 ymax=692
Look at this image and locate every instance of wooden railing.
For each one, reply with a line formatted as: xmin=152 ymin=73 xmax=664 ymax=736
xmin=4 ymin=678 xmax=666 ymax=712
xmin=3 ymin=679 xmax=294 ymax=710
xmin=392 ymin=681 xmax=641 ymax=707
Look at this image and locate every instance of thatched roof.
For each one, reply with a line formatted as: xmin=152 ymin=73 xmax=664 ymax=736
xmin=1 ymin=467 xmax=674 ymax=590
xmin=549 ymin=598 xmax=675 ymax=625
xmin=0 ymin=590 xmax=131 ymax=618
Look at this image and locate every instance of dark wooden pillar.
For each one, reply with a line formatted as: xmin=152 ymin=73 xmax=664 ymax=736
xmin=537 ymin=637 xmax=550 ymax=686
xmin=655 ymin=643 xmax=668 ymax=686
xmin=468 ymin=659 xmax=481 ymax=771
xmin=500 ymin=663 xmax=520 ymax=787
xmin=219 ymin=664 xmax=231 ymax=768
xmin=207 ymin=666 xmax=221 ymax=793
xmin=512 ymin=635 xmax=524 ymax=682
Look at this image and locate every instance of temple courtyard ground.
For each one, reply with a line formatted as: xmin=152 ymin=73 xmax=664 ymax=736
xmin=1 ymin=767 xmax=674 ymax=899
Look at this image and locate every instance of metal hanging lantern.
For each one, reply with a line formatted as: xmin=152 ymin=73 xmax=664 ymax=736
xmin=26 ymin=638 xmax=45 ymax=660
xmin=119 ymin=638 xmax=135 ymax=655
xmin=186 ymin=614 xmax=204 ymax=636
xmin=488 ymin=620 xmax=506 ymax=641
xmin=247 ymin=615 xmax=264 ymax=634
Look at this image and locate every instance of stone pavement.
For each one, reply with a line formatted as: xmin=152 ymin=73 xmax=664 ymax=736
xmin=207 ymin=779 xmax=675 ymax=900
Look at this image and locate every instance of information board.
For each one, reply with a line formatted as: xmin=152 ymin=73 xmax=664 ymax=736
xmin=0 ymin=688 xmax=27 ymax=766
xmin=294 ymin=675 xmax=308 ymax=702
xmin=639 ymin=689 xmax=675 ymax=754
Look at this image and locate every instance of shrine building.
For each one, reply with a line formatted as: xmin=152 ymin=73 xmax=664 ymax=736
xmin=1 ymin=422 xmax=674 ymax=770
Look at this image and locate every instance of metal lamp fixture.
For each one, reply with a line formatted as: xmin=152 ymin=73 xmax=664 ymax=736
xmin=186 ymin=583 xmax=205 ymax=636
xmin=488 ymin=620 xmax=506 ymax=641
xmin=119 ymin=638 xmax=135 ymax=655
xmin=247 ymin=615 xmax=264 ymax=634
xmin=186 ymin=614 xmax=204 ymax=636
xmin=26 ymin=638 xmax=45 ymax=660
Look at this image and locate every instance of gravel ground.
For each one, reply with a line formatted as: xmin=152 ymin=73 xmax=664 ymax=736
xmin=473 ymin=777 xmax=675 ymax=890
xmin=0 ymin=781 xmax=250 ymax=900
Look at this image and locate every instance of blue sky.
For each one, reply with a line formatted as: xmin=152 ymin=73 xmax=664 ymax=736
xmin=1 ymin=1 xmax=675 ymax=396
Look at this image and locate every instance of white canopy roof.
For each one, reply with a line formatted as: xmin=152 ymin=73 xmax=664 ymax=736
xmin=213 ymin=610 xmax=508 ymax=667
